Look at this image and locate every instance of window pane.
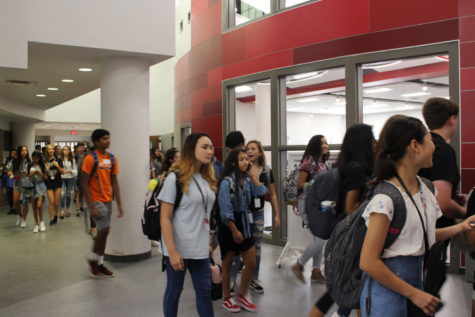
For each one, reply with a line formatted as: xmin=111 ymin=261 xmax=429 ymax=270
xmin=235 ymin=79 xmax=271 ymax=146
xmin=285 ymin=0 xmax=312 ymax=8
xmin=235 ymin=0 xmax=271 ymax=26
xmin=362 ymin=54 xmax=449 ymax=139
xmin=285 ymin=67 xmax=346 ymax=145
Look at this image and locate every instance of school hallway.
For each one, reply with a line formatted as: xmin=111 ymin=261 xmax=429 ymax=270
xmin=0 ymin=208 xmax=472 ymax=317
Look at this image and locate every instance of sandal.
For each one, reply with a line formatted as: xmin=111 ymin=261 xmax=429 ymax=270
xmin=60 ymin=211 xmax=64 ymax=219
xmin=65 ymin=211 xmax=71 ymax=217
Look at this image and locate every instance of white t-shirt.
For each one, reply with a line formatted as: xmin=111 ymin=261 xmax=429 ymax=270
xmin=61 ymin=160 xmax=77 ymax=179
xmin=158 ymin=172 xmax=215 ymax=259
xmin=362 ymin=177 xmax=442 ymax=258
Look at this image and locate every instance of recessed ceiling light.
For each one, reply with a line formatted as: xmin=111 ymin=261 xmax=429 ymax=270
xmin=78 ymin=68 xmax=93 ymax=72
xmin=235 ymin=85 xmax=253 ymax=93
xmin=362 ymin=61 xmax=402 ymax=69
xmin=401 ymin=92 xmax=431 ymax=98
xmin=36 ymin=94 xmax=46 ymax=97
xmin=364 ymin=87 xmax=393 ymax=94
xmin=47 ymin=87 xmax=59 ymax=91
xmin=296 ymin=97 xmax=319 ymax=103
xmin=62 ymin=79 xmax=74 ymax=83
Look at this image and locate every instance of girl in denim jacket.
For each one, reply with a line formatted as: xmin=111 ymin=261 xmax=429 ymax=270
xmin=218 ymin=149 xmax=266 ymax=313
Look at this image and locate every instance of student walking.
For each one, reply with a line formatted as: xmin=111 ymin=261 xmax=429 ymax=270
xmin=159 ymin=132 xmax=217 ymax=317
xmin=359 ymin=116 xmax=475 ymax=316
xmin=74 ymin=142 xmax=86 ymax=217
xmin=309 ymin=124 xmax=375 ymax=317
xmin=83 ymin=129 xmax=124 ymax=278
xmin=243 ymin=140 xmax=280 ymax=293
xmin=160 ymin=147 xmax=181 ymax=178
xmin=218 ymin=149 xmax=266 ymax=313
xmin=4 ymin=150 xmax=17 ymax=214
xmin=291 ymin=135 xmax=330 ymax=284
xmin=45 ymin=144 xmax=64 ymax=226
xmin=29 ymin=151 xmax=47 ymax=232
xmin=12 ymin=145 xmax=33 ymax=228
xmin=59 ymin=145 xmax=77 ymax=218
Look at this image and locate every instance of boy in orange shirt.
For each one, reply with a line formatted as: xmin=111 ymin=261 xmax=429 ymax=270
xmin=82 ymin=129 xmax=124 ymax=278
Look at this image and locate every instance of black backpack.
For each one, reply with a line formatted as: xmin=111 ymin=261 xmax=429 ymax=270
xmin=141 ymin=171 xmax=183 ymax=241
xmin=304 ymin=168 xmax=341 ymax=239
xmin=324 ymin=177 xmax=434 ymax=309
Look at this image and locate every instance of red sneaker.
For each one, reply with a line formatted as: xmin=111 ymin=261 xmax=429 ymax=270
xmin=222 ymin=297 xmax=241 ymax=313
xmin=236 ymin=294 xmax=257 ymax=312
xmin=98 ymin=264 xmax=115 ymax=277
xmin=86 ymin=259 xmax=101 ymax=278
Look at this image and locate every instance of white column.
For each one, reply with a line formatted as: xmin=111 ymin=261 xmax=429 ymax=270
xmin=101 ymin=57 xmax=151 ymax=261
xmin=12 ymin=122 xmax=35 ymax=152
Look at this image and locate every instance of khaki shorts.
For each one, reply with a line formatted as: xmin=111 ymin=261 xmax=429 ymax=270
xmin=91 ymin=201 xmax=112 ymax=230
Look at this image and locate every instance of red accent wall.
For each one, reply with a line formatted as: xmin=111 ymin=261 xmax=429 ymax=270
xmin=176 ymin=0 xmax=475 ymax=191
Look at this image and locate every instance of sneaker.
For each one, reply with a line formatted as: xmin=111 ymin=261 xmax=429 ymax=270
xmin=222 ymin=297 xmax=241 ymax=313
xmin=151 ymin=240 xmax=160 ymax=247
xmin=236 ymin=294 xmax=258 ymax=312
xmin=76 ymin=210 xmax=81 ymax=217
xmin=230 ymin=280 xmax=236 ymax=296
xmin=16 ymin=216 xmax=21 ymax=227
xmin=20 ymin=219 xmax=27 ymax=228
xmin=8 ymin=208 xmax=16 ymax=215
xmin=250 ymin=279 xmax=264 ymax=294
xmin=39 ymin=221 xmax=46 ymax=232
xmin=86 ymin=259 xmax=101 ymax=278
xmin=291 ymin=262 xmax=306 ymax=284
xmin=311 ymin=268 xmax=325 ymax=284
xmin=33 ymin=225 xmax=39 ymax=233
xmin=98 ymin=264 xmax=115 ymax=277
xmin=90 ymin=228 xmax=97 ymax=239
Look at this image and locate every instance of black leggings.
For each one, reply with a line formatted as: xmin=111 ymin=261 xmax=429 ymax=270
xmin=315 ymin=292 xmax=334 ymax=312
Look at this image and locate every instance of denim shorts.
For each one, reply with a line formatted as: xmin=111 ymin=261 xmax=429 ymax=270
xmin=91 ymin=201 xmax=112 ymax=230
xmin=360 ymin=255 xmax=424 ymax=317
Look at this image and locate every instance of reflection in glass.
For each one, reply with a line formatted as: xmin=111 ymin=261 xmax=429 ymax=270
xmin=235 ymin=79 xmax=271 ymax=146
xmin=285 ymin=0 xmax=312 ymax=8
xmin=362 ymin=55 xmax=449 ymax=138
xmin=285 ymin=67 xmax=346 ymax=145
xmin=235 ymin=0 xmax=271 ymax=26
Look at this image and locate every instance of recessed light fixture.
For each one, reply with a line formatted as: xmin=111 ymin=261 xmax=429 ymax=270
xmin=235 ymin=85 xmax=253 ymax=93
xmin=364 ymin=87 xmax=393 ymax=94
xmin=422 ymin=83 xmax=428 ymax=91
xmin=36 ymin=94 xmax=46 ymax=97
xmin=47 ymin=87 xmax=59 ymax=91
xmin=62 ymin=79 xmax=74 ymax=83
xmin=296 ymin=97 xmax=319 ymax=103
xmin=401 ymin=92 xmax=431 ymax=98
xmin=362 ymin=61 xmax=402 ymax=69
xmin=78 ymin=68 xmax=93 ymax=72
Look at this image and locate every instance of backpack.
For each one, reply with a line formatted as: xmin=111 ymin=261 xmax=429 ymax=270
xmin=90 ymin=150 xmax=115 ymax=178
xmin=283 ymin=164 xmax=299 ymax=203
xmin=304 ymin=168 xmax=340 ymax=239
xmin=210 ymin=176 xmax=236 ymax=234
xmin=141 ymin=171 xmax=183 ymax=241
xmin=324 ymin=177 xmax=435 ymax=309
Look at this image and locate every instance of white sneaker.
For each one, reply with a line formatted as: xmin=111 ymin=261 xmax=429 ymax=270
xmin=20 ymin=219 xmax=27 ymax=228
xmin=151 ymin=240 xmax=160 ymax=247
xmin=39 ymin=221 xmax=46 ymax=232
xmin=16 ymin=215 xmax=21 ymax=227
xmin=33 ymin=225 xmax=39 ymax=233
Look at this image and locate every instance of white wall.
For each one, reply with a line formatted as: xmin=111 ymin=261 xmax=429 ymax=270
xmin=287 ymin=112 xmax=346 ymax=145
xmin=0 ymin=94 xmax=45 ymax=122
xmin=43 ymin=0 xmax=191 ymax=137
xmin=45 ymin=89 xmax=100 ymax=123
xmin=0 ymin=117 xmax=10 ymax=131
xmin=0 ymin=0 xmax=175 ymax=68
xmin=363 ymin=109 xmax=424 ymax=139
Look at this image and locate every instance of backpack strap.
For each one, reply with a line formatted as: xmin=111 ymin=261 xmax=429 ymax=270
xmin=264 ymin=165 xmax=272 ymax=186
xmin=173 ymin=171 xmax=184 ymax=211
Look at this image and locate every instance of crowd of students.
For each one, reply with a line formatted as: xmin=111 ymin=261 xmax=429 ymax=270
xmin=155 ymin=97 xmax=474 ymax=317
xmin=1 ymin=142 xmax=88 ymax=233
xmin=4 ymin=96 xmax=473 ymax=317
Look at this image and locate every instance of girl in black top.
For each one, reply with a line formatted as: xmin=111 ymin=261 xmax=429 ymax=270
xmin=44 ymin=144 xmax=65 ymax=226
xmin=12 ymin=145 xmax=32 ymax=228
xmin=309 ymin=124 xmax=375 ymax=317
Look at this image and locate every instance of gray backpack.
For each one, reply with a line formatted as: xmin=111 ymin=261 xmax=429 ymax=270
xmin=324 ymin=178 xmax=434 ymax=309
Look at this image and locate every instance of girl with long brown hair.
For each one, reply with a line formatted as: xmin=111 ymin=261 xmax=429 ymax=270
xmin=159 ymin=132 xmax=217 ymax=317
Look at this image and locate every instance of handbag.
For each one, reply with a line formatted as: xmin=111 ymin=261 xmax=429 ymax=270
xmin=396 ymin=175 xmax=446 ymax=316
xmin=210 ymin=257 xmax=223 ymax=300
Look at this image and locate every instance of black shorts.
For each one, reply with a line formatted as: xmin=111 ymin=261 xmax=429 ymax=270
xmin=218 ymin=223 xmax=255 ymax=260
xmin=45 ymin=178 xmax=62 ymax=190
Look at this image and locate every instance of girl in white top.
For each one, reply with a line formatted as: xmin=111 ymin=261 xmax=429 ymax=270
xmin=360 ymin=116 xmax=475 ymax=317
xmin=59 ymin=145 xmax=77 ymax=218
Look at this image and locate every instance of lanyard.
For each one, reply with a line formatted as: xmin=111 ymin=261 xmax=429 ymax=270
xmin=192 ymin=175 xmax=208 ymax=214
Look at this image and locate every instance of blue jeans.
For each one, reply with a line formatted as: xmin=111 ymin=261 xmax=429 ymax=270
xmin=230 ymin=209 xmax=264 ymax=281
xmin=360 ymin=256 xmax=423 ymax=317
xmin=60 ymin=178 xmax=75 ymax=209
xmin=163 ymin=257 xmax=214 ymax=317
